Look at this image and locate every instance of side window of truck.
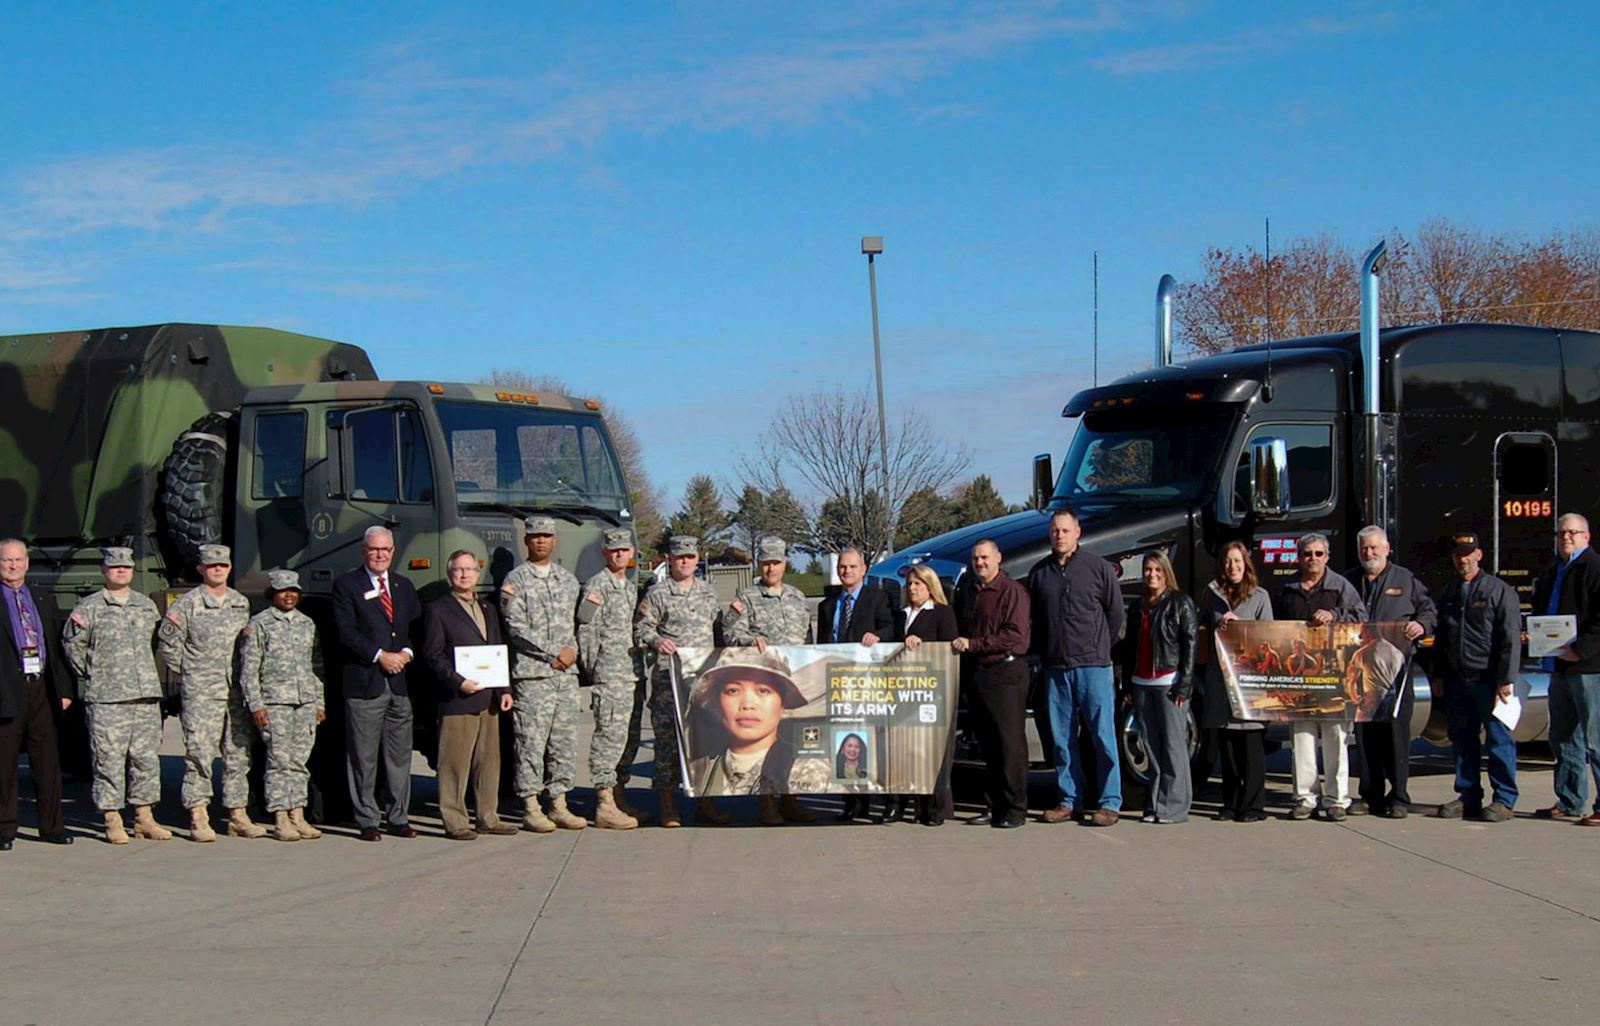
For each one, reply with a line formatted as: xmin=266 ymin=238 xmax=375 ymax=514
xmin=1233 ymin=423 xmax=1333 ymax=515
xmin=337 ymin=406 xmax=435 ymax=505
xmin=250 ymin=411 xmax=306 ymax=499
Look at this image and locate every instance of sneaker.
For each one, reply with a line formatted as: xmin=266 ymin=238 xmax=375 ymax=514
xmin=1478 ymin=802 xmax=1513 ymax=823
xmin=1289 ymin=804 xmax=1314 ymax=821
xmin=1237 ymin=811 xmax=1268 ymax=823
xmin=1324 ymin=805 xmax=1348 ymax=822
xmin=1140 ymin=812 xmax=1157 ymax=823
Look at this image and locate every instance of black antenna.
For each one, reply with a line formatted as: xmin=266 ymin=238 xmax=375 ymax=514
xmin=1263 ymin=217 xmax=1274 ymax=402
xmin=1092 ymin=250 xmax=1099 ymax=387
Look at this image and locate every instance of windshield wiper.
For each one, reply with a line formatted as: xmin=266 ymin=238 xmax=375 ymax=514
xmin=459 ymin=500 xmax=623 ymax=527
xmin=537 ymin=503 xmax=623 ymax=527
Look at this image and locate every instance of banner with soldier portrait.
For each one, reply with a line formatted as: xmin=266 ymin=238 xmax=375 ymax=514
xmin=1213 ymin=620 xmax=1416 ymax=722
xmin=670 ymin=643 xmax=958 ymax=798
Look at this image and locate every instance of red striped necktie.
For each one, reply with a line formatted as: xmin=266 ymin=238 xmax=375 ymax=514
xmin=379 ymin=575 xmax=394 ymax=622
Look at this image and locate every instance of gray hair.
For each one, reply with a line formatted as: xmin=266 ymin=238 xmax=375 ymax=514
xmin=1355 ymin=525 xmax=1388 ymax=546
xmin=362 ymin=525 xmax=394 ymax=547
xmin=1558 ymin=512 xmax=1591 ymax=533
xmin=0 ymin=537 xmax=25 ymax=553
xmin=837 ymin=547 xmax=867 ymax=566
xmin=1297 ymin=532 xmax=1330 ymax=553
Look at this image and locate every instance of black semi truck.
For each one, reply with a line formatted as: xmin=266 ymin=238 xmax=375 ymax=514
xmin=871 ymin=243 xmax=1596 ymax=774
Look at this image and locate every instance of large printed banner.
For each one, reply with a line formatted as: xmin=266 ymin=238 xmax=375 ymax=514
xmin=671 ymin=643 xmax=958 ymax=798
xmin=1214 ymin=620 xmax=1415 ymax=723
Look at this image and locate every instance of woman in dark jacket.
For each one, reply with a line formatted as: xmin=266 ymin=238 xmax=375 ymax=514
xmin=887 ymin=565 xmax=959 ymax=825
xmin=1122 ymin=550 xmax=1197 ymax=823
xmin=1198 ymin=540 xmax=1274 ymax=821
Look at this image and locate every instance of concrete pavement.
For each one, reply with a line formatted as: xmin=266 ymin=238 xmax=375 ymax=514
xmin=3 ymin=722 xmax=1597 ymax=1026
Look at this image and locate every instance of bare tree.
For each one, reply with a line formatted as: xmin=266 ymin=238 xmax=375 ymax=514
xmin=736 ymin=389 xmax=970 ymax=561
xmin=484 ymin=368 xmax=665 ymax=550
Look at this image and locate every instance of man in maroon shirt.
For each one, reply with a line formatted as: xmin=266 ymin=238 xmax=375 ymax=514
xmin=952 ymin=539 xmax=1032 ymax=828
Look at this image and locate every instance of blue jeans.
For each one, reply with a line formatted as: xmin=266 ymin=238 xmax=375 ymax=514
xmin=1548 ymin=671 xmax=1600 ymax=814
xmin=1044 ymin=666 xmax=1120 ymax=812
xmin=1445 ymin=673 xmax=1517 ymax=809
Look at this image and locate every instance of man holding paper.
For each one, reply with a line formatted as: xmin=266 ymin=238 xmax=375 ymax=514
xmin=1435 ymin=532 xmax=1521 ymax=822
xmin=424 ymin=549 xmax=516 ymax=840
xmin=1531 ymin=513 xmax=1600 ymax=825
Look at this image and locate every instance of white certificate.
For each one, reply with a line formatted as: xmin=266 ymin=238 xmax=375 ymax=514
xmin=454 ymin=644 xmax=510 ymax=688
xmin=1527 ymin=615 xmax=1577 ymax=658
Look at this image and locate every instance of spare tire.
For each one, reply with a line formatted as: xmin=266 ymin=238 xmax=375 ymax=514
xmin=159 ymin=410 xmax=234 ymax=568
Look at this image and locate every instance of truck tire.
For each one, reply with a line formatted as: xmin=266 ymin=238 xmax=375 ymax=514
xmin=158 ymin=410 xmax=234 ymax=567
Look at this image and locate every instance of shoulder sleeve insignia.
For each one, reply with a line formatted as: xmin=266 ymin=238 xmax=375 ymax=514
xmin=729 ymin=600 xmax=745 ymax=614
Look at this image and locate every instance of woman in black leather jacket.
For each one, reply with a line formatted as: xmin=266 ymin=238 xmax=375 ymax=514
xmin=1121 ymin=550 xmax=1197 ymax=823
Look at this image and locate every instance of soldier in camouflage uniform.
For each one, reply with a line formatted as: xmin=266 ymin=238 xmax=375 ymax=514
xmin=238 ymin=570 xmax=326 ymax=842
xmin=720 ymin=536 xmax=817 ymax=825
xmin=501 ymin=516 xmax=586 ymax=832
xmin=629 ymin=535 xmax=723 ymax=827
xmin=577 ymin=527 xmax=645 ymax=829
xmin=61 ymin=547 xmax=170 ymax=844
xmin=157 ymin=544 xmax=263 ymax=842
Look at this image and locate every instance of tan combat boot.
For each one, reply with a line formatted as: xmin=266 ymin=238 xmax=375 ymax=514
xmin=548 ymin=794 xmax=587 ymax=830
xmin=593 ymin=788 xmax=637 ymax=830
xmin=189 ymin=806 xmax=216 ymax=843
xmin=289 ymin=808 xmax=322 ymax=840
xmin=758 ymin=794 xmax=784 ymax=826
xmin=657 ymin=789 xmax=682 ymax=829
xmin=612 ymin=785 xmax=649 ymax=825
xmin=104 ymin=809 xmax=129 ymax=845
xmin=695 ymin=796 xmax=731 ymax=826
xmin=133 ymin=805 xmax=172 ymax=840
xmin=521 ymin=795 xmax=556 ymax=833
xmin=272 ymin=810 xmax=302 ymax=842
xmin=227 ymin=807 xmax=267 ymax=839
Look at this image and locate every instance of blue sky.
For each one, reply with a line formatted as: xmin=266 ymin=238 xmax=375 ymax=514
xmin=3 ymin=2 xmax=1596 ymax=510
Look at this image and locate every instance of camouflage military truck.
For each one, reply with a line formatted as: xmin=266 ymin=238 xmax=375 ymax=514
xmin=1 ymin=323 xmax=636 ymax=818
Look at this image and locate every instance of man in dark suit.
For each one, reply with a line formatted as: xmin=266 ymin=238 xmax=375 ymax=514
xmin=423 ymin=549 xmax=517 ymax=840
xmin=0 ymin=538 xmax=74 ymax=848
xmin=816 ymin=547 xmax=893 ymax=645
xmin=816 ymin=547 xmax=893 ymax=821
xmin=331 ymin=525 xmax=422 ymax=841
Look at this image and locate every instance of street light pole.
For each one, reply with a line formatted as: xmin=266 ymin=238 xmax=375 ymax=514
xmin=862 ymin=235 xmax=891 ymax=558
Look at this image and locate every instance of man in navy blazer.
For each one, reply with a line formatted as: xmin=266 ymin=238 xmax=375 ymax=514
xmin=816 ymin=548 xmax=894 ymax=645
xmin=331 ymin=525 xmax=422 ymax=840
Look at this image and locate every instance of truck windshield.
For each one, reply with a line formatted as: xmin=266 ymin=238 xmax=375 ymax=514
xmin=433 ymin=400 xmax=628 ymax=511
xmin=1052 ymin=408 xmax=1236 ymax=504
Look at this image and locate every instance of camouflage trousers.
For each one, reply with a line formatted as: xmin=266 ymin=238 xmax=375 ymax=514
xmin=180 ymin=696 xmax=255 ymax=809
xmin=587 ymin=678 xmax=637 ymax=789
xmin=615 ymin=670 xmax=681 ymax=789
xmin=511 ymin=674 xmax=579 ymax=799
xmin=86 ymin=699 xmax=163 ymax=811
xmin=260 ymin=702 xmax=317 ymax=812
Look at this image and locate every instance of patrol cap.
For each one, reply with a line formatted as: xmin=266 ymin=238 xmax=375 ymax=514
xmin=1450 ymin=531 xmax=1482 ymax=555
xmin=756 ymin=536 xmax=787 ymax=562
xmin=690 ymin=648 xmax=808 ymax=710
xmin=602 ymin=528 xmax=634 ymax=550
xmin=524 ymin=515 xmax=558 ymax=536
xmin=267 ymin=569 xmax=302 ymax=592
xmin=668 ymin=535 xmax=699 ymax=557
xmin=198 ymin=544 xmax=232 ymax=566
xmin=101 ymin=546 xmax=134 ymax=568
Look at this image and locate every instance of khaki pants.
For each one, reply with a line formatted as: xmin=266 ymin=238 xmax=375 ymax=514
xmin=437 ymin=709 xmax=503 ymax=833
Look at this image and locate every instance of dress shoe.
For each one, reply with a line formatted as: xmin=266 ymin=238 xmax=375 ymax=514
xmin=880 ymin=798 xmax=907 ymax=824
xmin=1578 ymin=813 xmax=1600 ymax=827
xmin=0 ymin=838 xmax=11 ymax=851
xmin=921 ymin=812 xmax=945 ymax=827
xmin=1289 ymin=804 xmax=1314 ymax=821
xmin=389 ymin=824 xmax=419 ymax=838
xmin=1435 ymin=800 xmax=1463 ymax=819
xmin=1041 ymin=805 xmax=1075 ymax=824
xmin=1535 ymin=804 xmax=1576 ymax=819
xmin=40 ymin=831 xmax=74 ymax=845
xmin=445 ymin=828 xmax=479 ymax=841
xmin=1324 ymin=805 xmax=1348 ymax=822
xmin=358 ymin=828 xmax=382 ymax=842
xmin=1215 ymin=807 xmax=1236 ymax=821
xmin=1088 ymin=809 xmax=1119 ymax=827
xmin=966 ymin=810 xmax=993 ymax=826
xmin=1237 ymin=811 xmax=1267 ymax=823
xmin=1346 ymin=799 xmax=1370 ymax=816
xmin=993 ymin=812 xmax=1026 ymax=829
xmin=1382 ymin=804 xmax=1409 ymax=820
xmin=478 ymin=822 xmax=520 ymax=836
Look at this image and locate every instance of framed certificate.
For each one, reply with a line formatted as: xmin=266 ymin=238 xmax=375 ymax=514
xmin=453 ymin=644 xmax=510 ymax=688
xmin=1527 ymin=614 xmax=1577 ymax=658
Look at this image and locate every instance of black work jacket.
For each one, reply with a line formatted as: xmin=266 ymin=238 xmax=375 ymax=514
xmin=1436 ymin=571 xmax=1521 ymax=684
xmin=1120 ymin=590 xmax=1199 ymax=700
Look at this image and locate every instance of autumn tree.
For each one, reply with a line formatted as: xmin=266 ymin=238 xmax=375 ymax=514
xmin=485 ymin=368 xmax=665 ymax=551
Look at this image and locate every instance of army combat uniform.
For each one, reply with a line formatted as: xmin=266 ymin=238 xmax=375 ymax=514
xmin=577 ymin=566 xmax=645 ymax=790
xmin=628 ymin=571 xmax=718 ymax=790
xmin=501 ymin=530 xmax=584 ymax=830
xmin=721 ymin=581 xmax=813 ymax=648
xmin=238 ymin=602 xmax=323 ymax=817
xmin=158 ymin=580 xmax=253 ymax=814
xmin=62 ymin=568 xmax=164 ymax=830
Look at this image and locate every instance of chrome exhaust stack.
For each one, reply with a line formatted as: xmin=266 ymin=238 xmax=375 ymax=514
xmin=1155 ymin=273 xmax=1175 ymax=368
xmin=1360 ymin=240 xmax=1391 ymax=534
xmin=1360 ymin=241 xmax=1388 ymax=416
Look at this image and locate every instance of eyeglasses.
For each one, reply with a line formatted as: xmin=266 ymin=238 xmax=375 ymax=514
xmin=1301 ymin=550 xmax=1328 ymax=558
xmin=1557 ymin=529 xmax=1588 ymax=537
xmin=448 ymin=566 xmax=479 ymax=574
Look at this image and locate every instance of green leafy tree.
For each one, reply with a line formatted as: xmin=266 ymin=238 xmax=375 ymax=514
xmin=950 ymin=474 xmax=1008 ymax=526
xmin=661 ymin=474 xmax=730 ymax=554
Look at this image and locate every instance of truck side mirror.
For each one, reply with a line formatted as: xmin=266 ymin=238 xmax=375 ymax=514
xmin=1031 ymin=453 xmax=1053 ymax=511
xmin=1249 ymin=437 xmax=1291 ymax=516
